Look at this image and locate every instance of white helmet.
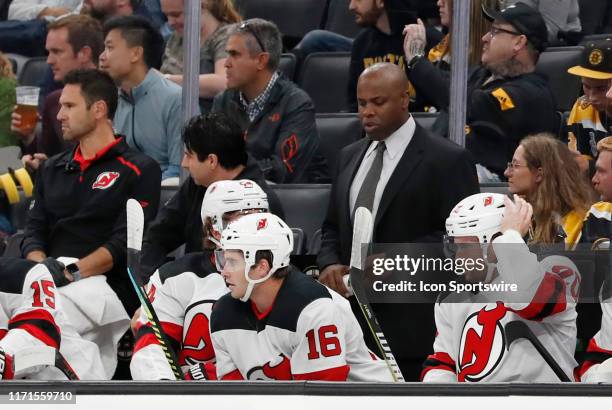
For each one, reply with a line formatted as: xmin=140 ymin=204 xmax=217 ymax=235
xmin=218 ymin=212 xmax=293 ymax=302
xmin=446 ymin=193 xmax=506 ymax=243
xmin=201 ymin=179 xmax=269 ymax=240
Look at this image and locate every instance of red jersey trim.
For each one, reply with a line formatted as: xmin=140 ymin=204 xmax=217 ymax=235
xmin=221 ymin=368 xmax=244 ymax=380
xmin=117 ymin=156 xmax=142 ymax=176
xmin=293 ymin=364 xmax=350 ymax=381
xmin=74 ymin=137 xmax=123 ymax=172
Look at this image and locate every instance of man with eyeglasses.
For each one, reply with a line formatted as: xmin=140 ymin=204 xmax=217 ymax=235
xmin=405 ymin=2 xmax=557 ymax=183
xmin=566 ymin=38 xmax=612 ymax=175
xmin=212 ymin=18 xmax=328 ymax=184
xmin=140 ymin=112 xmax=284 ymax=280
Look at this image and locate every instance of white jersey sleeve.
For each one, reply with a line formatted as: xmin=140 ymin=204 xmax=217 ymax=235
xmin=579 ymin=298 xmax=612 ymax=382
xmin=291 ymin=298 xmax=349 ymax=381
xmin=422 ymin=302 xmax=458 ymax=382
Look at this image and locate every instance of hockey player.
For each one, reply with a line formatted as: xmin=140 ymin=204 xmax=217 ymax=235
xmin=130 ymin=179 xmax=269 ymax=380
xmin=0 ymin=257 xmax=106 ymax=380
xmin=210 ymin=212 xmax=393 ymax=381
xmin=422 ymin=193 xmax=579 ymax=382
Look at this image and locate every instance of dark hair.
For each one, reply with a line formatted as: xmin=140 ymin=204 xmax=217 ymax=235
xmin=103 ymin=15 xmax=163 ymax=69
xmin=48 ymin=14 xmax=104 ymax=65
xmin=63 ymin=69 xmax=118 ymax=118
xmin=231 ymin=18 xmax=282 ymax=71
xmin=255 ymin=250 xmax=289 ymax=279
xmin=182 ymin=112 xmax=248 ymax=169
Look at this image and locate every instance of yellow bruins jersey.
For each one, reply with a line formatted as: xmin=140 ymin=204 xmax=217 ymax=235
xmin=579 ymin=202 xmax=612 ymax=247
xmin=567 ymin=97 xmax=611 ymax=158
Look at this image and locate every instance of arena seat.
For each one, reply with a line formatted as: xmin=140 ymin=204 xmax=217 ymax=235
xmin=18 ymin=57 xmax=49 ymax=87
xmin=291 ymin=227 xmax=305 ymax=255
xmin=535 ymin=46 xmax=583 ymax=112
xmin=279 ymin=53 xmax=297 ymax=81
xmin=412 ymin=112 xmax=440 ymax=134
xmin=298 ymin=52 xmax=351 ymax=113
xmin=8 ymin=57 xmax=16 ymax=74
xmin=234 ymin=0 xmax=327 ymax=43
xmin=5 ymin=53 xmax=29 ymax=78
xmin=270 ymin=184 xmax=331 ymax=255
xmin=323 ymin=0 xmax=361 ymax=38
xmin=316 ymin=113 xmax=362 ymax=175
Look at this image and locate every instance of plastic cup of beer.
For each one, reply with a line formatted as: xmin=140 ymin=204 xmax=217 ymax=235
xmin=15 ymin=86 xmax=40 ymax=133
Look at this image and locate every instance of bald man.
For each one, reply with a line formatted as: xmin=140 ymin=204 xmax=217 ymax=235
xmin=317 ymin=63 xmax=479 ymax=381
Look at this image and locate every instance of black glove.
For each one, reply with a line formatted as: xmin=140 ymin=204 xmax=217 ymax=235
xmin=185 ymin=363 xmax=208 ymax=380
xmin=40 ymin=257 xmax=70 ymax=287
xmin=0 ymin=348 xmax=14 ymax=380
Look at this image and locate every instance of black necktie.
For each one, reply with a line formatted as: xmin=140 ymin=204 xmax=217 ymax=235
xmin=354 ymin=141 xmax=386 ymax=216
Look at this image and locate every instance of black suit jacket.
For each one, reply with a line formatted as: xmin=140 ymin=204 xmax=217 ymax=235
xmin=317 ymin=122 xmax=479 ymax=380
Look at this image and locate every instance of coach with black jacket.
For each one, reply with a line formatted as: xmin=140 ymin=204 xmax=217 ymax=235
xmin=140 ymin=112 xmax=284 ymax=280
xmin=212 ymin=18 xmax=327 ymax=184
xmin=317 ymin=63 xmax=479 ymax=381
xmin=21 ymin=69 xmax=161 ymax=315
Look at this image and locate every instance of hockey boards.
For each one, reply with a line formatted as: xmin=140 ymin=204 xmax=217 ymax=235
xmin=126 ymin=199 xmax=184 ymax=380
xmin=349 ymin=207 xmax=405 ymax=382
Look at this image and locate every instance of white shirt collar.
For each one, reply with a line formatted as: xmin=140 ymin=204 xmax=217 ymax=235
xmin=364 ymin=115 xmax=416 ymax=160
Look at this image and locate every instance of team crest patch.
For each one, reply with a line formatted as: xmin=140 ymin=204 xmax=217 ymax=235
xmin=257 ymin=218 xmax=268 ymax=231
xmin=458 ymin=302 xmax=507 ymax=382
xmin=491 ymin=88 xmax=515 ymax=111
xmin=240 ymin=180 xmax=253 ymax=188
xmin=589 ymin=49 xmax=603 ymax=66
xmin=92 ymin=171 xmax=120 ymax=190
xmin=483 ymin=196 xmax=493 ymax=207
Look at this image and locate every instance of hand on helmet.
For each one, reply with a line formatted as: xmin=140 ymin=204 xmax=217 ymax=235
xmin=500 ymin=195 xmax=533 ymax=237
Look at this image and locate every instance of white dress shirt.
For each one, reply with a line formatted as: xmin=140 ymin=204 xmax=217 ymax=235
xmin=349 ymin=115 xmax=416 ymax=223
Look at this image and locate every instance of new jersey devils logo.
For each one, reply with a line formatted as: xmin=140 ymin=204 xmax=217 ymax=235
xmin=458 ymin=302 xmax=507 ymax=382
xmin=180 ymin=308 xmax=215 ymax=366
xmin=246 ymin=354 xmax=291 ymax=380
xmin=257 ymin=218 xmax=267 ymax=231
xmin=92 ymin=171 xmax=120 ymax=190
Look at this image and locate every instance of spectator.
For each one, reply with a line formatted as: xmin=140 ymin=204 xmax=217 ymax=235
xmin=501 ymin=0 xmax=582 ymax=45
xmin=212 ymin=18 xmax=327 ymax=183
xmin=84 ymin=0 xmax=157 ymax=24
xmin=21 ymin=68 xmax=161 ymax=314
xmin=403 ymin=0 xmax=494 ymax=113
xmin=100 ymin=15 xmax=183 ymax=181
xmin=140 ymin=112 xmax=284 ymax=278
xmin=579 ymin=0 xmax=612 ymax=36
xmin=408 ymin=2 xmax=557 ymax=181
xmin=10 ymin=14 xmax=103 ymax=171
xmin=566 ymin=38 xmax=612 ymax=174
xmin=504 ymin=133 xmax=593 ymax=247
xmin=160 ymin=0 xmax=241 ymax=112
xmin=317 ymin=63 xmax=478 ymax=380
xmin=8 ymin=0 xmax=80 ymax=20
xmin=581 ymin=136 xmax=612 ymax=244
xmin=346 ymin=0 xmax=442 ymax=112
xmin=0 ymin=52 xmax=17 ymax=149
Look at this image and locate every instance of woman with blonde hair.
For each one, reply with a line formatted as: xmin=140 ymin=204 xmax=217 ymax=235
xmin=162 ymin=0 xmax=241 ymax=111
xmin=504 ymin=133 xmax=594 ymax=247
xmin=0 ymin=52 xmax=17 ymax=148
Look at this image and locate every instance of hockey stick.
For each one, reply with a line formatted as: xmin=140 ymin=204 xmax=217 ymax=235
xmin=126 ymin=199 xmax=184 ymax=380
xmin=12 ymin=346 xmax=79 ymax=380
xmin=504 ymin=320 xmax=571 ymax=382
xmin=348 ymin=207 xmax=405 ymax=382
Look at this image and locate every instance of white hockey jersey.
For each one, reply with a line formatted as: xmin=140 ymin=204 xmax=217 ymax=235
xmin=577 ymin=295 xmax=612 ymax=382
xmin=131 ymin=252 xmax=229 ymax=380
xmin=210 ymin=269 xmax=393 ymax=382
xmin=422 ymin=230 xmax=579 ymax=383
xmin=0 ymin=258 xmax=106 ymax=380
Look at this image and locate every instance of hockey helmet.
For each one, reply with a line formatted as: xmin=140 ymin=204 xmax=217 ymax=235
xmin=216 ymin=213 xmax=293 ymax=301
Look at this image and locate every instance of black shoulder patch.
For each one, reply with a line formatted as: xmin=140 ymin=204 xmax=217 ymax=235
xmin=0 ymin=257 xmax=36 ymax=294
xmin=210 ymin=293 xmax=253 ymax=333
xmin=158 ymin=252 xmax=215 ymax=284
xmin=267 ymin=269 xmax=331 ymax=332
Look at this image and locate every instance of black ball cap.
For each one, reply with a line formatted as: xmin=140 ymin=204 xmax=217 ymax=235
xmin=482 ymin=2 xmax=548 ymax=52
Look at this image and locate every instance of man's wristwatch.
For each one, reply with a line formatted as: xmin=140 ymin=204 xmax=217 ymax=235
xmin=407 ymin=54 xmax=424 ymax=71
xmin=65 ymin=263 xmax=82 ymax=282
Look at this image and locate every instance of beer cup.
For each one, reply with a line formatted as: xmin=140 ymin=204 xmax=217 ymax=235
xmin=15 ymin=86 xmax=40 ymax=133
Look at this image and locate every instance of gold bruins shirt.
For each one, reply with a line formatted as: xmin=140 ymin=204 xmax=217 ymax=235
xmin=580 ymin=202 xmax=612 ymax=246
xmin=422 ymin=230 xmax=579 ymax=382
xmin=131 ymin=252 xmax=229 ymax=380
xmin=210 ymin=269 xmax=393 ymax=381
xmin=0 ymin=258 xmax=105 ymax=380
xmin=567 ymin=97 xmax=612 ymax=158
